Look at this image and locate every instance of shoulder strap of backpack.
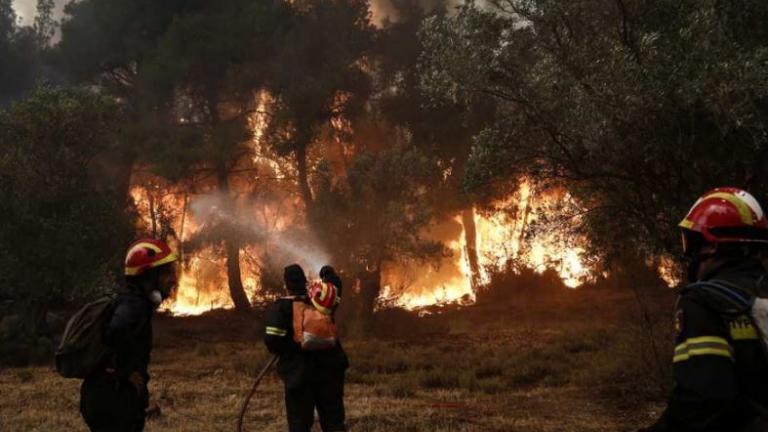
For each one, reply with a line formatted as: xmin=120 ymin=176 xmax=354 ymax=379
xmin=685 ymin=279 xmax=755 ymax=315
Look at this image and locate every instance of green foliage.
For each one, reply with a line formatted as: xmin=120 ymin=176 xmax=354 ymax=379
xmin=420 ymin=0 xmax=768 ymax=259
xmin=0 ymin=87 xmax=130 ymax=307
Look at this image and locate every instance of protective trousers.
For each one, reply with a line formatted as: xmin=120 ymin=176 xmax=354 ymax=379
xmin=80 ymin=376 xmax=146 ymax=432
xmin=285 ymin=372 xmax=345 ymax=432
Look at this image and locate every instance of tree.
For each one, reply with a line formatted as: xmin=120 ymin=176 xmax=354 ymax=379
xmin=0 ymin=88 xmax=130 ymax=359
xmin=56 ymin=0 xmax=189 ymax=202
xmin=141 ymin=0 xmax=293 ymax=311
xmin=266 ymin=0 xmax=374 ymax=210
xmin=312 ymin=147 xmax=446 ymax=329
xmin=373 ymin=0 xmax=495 ymax=290
xmin=420 ymin=0 xmax=768 ymax=262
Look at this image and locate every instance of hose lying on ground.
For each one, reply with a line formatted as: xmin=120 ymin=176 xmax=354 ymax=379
xmin=236 ymin=354 xmax=279 ymax=432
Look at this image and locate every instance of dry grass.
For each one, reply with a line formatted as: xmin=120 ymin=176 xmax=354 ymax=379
xmin=0 ymin=288 xmax=671 ymax=431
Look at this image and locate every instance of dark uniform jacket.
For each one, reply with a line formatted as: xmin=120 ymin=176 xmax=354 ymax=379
xmin=106 ymin=286 xmax=154 ymax=384
xmin=263 ymin=295 xmax=349 ymax=389
xmin=80 ymin=284 xmax=154 ymax=430
xmin=651 ymin=259 xmax=768 ymax=431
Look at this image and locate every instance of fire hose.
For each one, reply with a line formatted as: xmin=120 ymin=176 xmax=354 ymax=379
xmin=236 ymin=354 xmax=279 ymax=432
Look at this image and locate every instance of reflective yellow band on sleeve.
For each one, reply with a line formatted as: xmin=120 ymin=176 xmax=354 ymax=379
xmin=673 ymin=336 xmax=734 ymax=363
xmin=266 ymin=326 xmax=287 ymax=337
xmin=730 ymin=316 xmax=759 ymax=340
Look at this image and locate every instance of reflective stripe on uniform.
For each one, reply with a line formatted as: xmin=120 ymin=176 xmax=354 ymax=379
xmin=730 ymin=315 xmax=759 ymax=340
xmin=673 ymin=336 xmax=734 ymax=363
xmin=266 ymin=326 xmax=287 ymax=337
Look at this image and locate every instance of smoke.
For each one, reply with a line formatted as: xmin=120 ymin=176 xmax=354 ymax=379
xmin=12 ymin=0 xmax=66 ymax=22
xmin=12 ymin=0 xmax=66 ymax=40
xmin=189 ymin=192 xmax=331 ymax=276
xmin=370 ymin=0 xmax=461 ymax=26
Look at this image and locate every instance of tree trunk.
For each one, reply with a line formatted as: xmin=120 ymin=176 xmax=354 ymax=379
xmin=357 ymin=266 xmax=381 ymax=334
xmin=207 ymin=91 xmax=250 ymax=312
xmin=461 ymin=207 xmax=482 ymax=291
xmin=179 ymin=193 xmax=188 ymax=262
xmin=517 ymin=190 xmax=533 ymax=254
xmin=224 ymin=236 xmax=251 ymax=311
xmin=148 ymin=188 xmax=157 ymax=237
xmin=217 ymin=163 xmax=251 ymax=312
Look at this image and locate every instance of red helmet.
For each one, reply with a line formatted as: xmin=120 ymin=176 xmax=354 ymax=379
xmin=308 ymin=281 xmax=339 ymax=315
xmin=679 ymin=187 xmax=768 ymax=249
xmin=124 ymin=239 xmax=178 ymax=277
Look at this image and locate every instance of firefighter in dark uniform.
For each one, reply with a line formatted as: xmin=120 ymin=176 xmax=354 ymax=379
xmin=644 ymin=188 xmax=768 ymax=432
xmin=80 ymin=239 xmax=178 ymax=432
xmin=264 ymin=264 xmax=349 ymax=432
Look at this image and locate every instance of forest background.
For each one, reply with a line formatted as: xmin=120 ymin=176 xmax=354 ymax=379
xmin=1 ymin=1 xmax=768 ymax=430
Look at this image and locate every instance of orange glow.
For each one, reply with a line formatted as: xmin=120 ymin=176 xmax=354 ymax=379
xmin=131 ymin=171 xmax=598 ymax=314
xmin=129 ymin=92 xmax=272 ymax=315
xmin=132 ymin=86 xmax=599 ymax=315
xmin=657 ymin=254 xmax=682 ymax=287
xmin=382 ymin=220 xmax=477 ymax=309
xmin=161 ymin=246 xmax=261 ymax=316
xmin=389 ymin=180 xmax=596 ymax=310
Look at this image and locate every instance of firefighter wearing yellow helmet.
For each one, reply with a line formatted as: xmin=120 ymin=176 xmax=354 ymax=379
xmin=642 ymin=188 xmax=768 ymax=431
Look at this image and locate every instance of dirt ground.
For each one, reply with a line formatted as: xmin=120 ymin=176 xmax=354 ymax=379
xmin=0 ymin=289 xmax=670 ymax=431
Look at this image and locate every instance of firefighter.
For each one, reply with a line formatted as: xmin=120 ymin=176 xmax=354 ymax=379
xmin=264 ymin=264 xmax=349 ymax=432
xmin=643 ymin=188 xmax=768 ymax=431
xmin=80 ymin=239 xmax=178 ymax=432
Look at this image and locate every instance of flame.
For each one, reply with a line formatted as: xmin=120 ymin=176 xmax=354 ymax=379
xmin=162 ymin=246 xmax=262 ymax=316
xmin=383 ymin=220 xmax=477 ymax=309
xmin=657 ymin=254 xmax=682 ymax=287
xmin=130 ymin=87 xmax=599 ymax=315
xmin=473 ymin=181 xmax=592 ymax=288
xmin=388 ymin=180 xmax=596 ymax=310
xmin=130 ymin=169 xmax=598 ymax=314
xmin=250 ymin=91 xmax=288 ymax=177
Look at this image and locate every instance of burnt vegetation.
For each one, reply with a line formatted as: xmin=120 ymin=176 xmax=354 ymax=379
xmin=1 ymin=0 xmax=767 ymax=430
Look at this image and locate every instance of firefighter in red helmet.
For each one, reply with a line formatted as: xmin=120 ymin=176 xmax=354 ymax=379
xmin=264 ymin=264 xmax=348 ymax=432
xmin=642 ymin=188 xmax=768 ymax=431
xmin=80 ymin=239 xmax=178 ymax=432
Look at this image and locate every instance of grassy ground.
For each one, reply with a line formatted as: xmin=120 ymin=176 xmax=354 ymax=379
xmin=0 ymin=287 xmax=673 ymax=431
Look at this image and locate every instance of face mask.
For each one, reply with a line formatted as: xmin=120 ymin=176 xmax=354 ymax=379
xmin=149 ymin=290 xmax=164 ymax=306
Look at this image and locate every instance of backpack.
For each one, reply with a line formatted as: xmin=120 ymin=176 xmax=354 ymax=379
xmin=291 ymin=298 xmax=338 ymax=351
xmin=688 ymin=279 xmax=768 ymax=360
xmin=55 ymin=296 xmax=114 ymax=379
